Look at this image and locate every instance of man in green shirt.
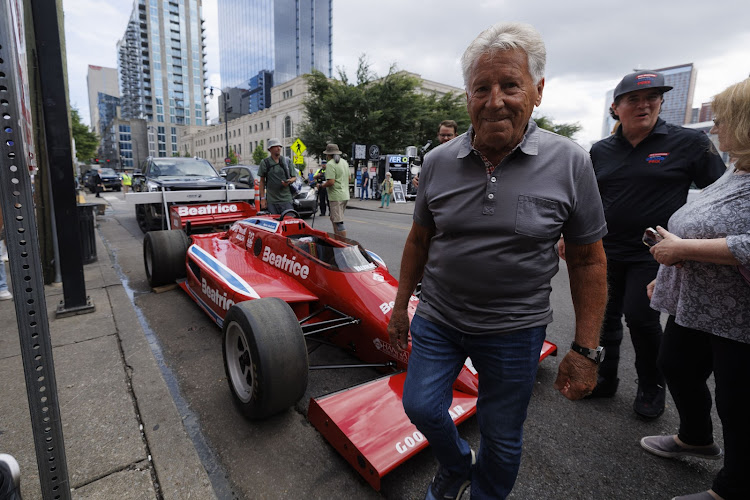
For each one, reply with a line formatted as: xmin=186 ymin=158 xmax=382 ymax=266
xmin=258 ymin=138 xmax=296 ymax=215
xmin=320 ymin=143 xmax=350 ymax=237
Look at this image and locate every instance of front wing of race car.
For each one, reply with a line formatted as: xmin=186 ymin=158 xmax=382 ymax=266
xmin=309 ymin=341 xmax=558 ymax=490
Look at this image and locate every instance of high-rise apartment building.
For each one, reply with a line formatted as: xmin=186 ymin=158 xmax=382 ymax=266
xmin=217 ymin=0 xmax=332 ymax=97
xmin=117 ymin=0 xmax=208 ymax=157
xmin=657 ymin=63 xmax=696 ymax=126
xmin=86 ymin=65 xmax=120 ymax=133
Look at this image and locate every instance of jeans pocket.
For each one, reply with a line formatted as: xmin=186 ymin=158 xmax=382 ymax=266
xmin=515 ymin=195 xmax=563 ymax=238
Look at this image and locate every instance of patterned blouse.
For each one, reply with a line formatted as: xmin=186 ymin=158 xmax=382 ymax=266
xmin=650 ymin=167 xmax=750 ymax=344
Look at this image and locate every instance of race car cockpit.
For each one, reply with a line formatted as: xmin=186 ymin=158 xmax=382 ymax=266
xmin=289 ymin=235 xmax=376 ymax=273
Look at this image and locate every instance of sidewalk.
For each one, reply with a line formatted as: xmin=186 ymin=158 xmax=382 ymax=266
xmin=0 ymin=198 xmax=216 ymax=499
xmin=345 ymin=196 xmax=415 ymax=216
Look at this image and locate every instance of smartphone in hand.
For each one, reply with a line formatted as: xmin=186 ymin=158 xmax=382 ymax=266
xmin=642 ymin=227 xmax=663 ymax=248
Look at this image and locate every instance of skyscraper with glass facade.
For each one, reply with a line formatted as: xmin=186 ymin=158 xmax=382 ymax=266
xmin=117 ymin=0 xmax=208 ymax=157
xmin=218 ymin=0 xmax=332 ymax=92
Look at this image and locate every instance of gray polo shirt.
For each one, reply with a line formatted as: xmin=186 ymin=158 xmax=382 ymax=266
xmin=414 ymin=120 xmax=607 ymax=334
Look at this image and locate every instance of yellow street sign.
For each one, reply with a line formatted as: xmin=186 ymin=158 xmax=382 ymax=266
xmin=291 ymin=138 xmax=306 ymax=156
xmin=293 ymin=154 xmax=304 ymax=165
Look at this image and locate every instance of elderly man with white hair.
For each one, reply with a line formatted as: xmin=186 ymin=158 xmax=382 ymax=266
xmin=387 ymin=22 xmax=608 ymax=499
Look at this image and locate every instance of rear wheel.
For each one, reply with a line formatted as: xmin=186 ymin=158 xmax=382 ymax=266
xmin=142 ymin=230 xmax=190 ymax=287
xmin=222 ymin=298 xmax=308 ymax=419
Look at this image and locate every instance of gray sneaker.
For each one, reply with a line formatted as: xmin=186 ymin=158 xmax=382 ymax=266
xmin=671 ymin=492 xmax=716 ymax=500
xmin=640 ymin=435 xmax=722 ymax=460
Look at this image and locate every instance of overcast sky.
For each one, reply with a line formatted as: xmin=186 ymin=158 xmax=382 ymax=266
xmin=63 ymin=0 xmax=750 ymax=148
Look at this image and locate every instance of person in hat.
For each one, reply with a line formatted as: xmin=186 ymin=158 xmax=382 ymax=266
xmin=319 ymin=144 xmax=349 ymax=237
xmin=379 ymin=172 xmax=393 ymax=208
xmin=258 ymin=138 xmax=296 ymax=215
xmin=580 ymin=70 xmax=726 ymax=418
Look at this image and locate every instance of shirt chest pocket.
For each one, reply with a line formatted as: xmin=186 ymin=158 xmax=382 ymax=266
xmin=515 ymin=195 xmax=564 ymax=238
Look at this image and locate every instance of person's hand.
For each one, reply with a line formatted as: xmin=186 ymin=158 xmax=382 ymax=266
xmin=558 ymin=236 xmax=566 ymax=261
xmin=553 ymin=351 xmax=598 ymax=400
xmin=260 ymin=199 xmax=267 ymax=210
xmin=387 ymin=308 xmax=410 ymax=352
xmin=412 ymin=175 xmax=419 ymax=188
xmin=650 ymin=226 xmax=684 ymax=266
xmin=646 ymin=279 xmax=656 ymax=300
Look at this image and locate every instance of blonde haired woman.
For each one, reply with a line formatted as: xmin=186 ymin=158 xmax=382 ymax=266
xmin=640 ymin=79 xmax=750 ymax=500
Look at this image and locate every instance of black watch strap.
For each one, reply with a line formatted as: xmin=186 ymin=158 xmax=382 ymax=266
xmin=570 ymin=341 xmax=604 ymax=364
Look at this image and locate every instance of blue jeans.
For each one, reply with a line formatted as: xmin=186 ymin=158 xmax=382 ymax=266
xmin=0 ymin=260 xmax=7 ymax=292
xmin=403 ymin=314 xmax=546 ymax=499
xmin=360 ymin=185 xmax=369 ymax=200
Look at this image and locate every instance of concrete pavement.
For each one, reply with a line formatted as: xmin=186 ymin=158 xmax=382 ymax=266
xmin=0 ymin=193 xmax=216 ymax=499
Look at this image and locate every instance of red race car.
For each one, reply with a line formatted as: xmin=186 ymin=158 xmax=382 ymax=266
xmin=143 ymin=201 xmax=558 ymax=490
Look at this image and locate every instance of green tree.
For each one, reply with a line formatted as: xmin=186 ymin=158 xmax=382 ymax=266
xmin=532 ymin=114 xmax=582 ymax=139
xmin=227 ymin=148 xmax=239 ymax=165
xmin=71 ymin=107 xmax=98 ymax=161
xmin=299 ymin=57 xmax=470 ymax=160
xmin=252 ymin=140 xmax=268 ymax=165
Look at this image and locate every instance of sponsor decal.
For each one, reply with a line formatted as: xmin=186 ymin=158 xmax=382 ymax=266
xmin=464 ymin=357 xmax=477 ymax=375
xmin=373 ymin=273 xmax=385 ymax=283
xmin=201 ymin=278 xmax=235 ymax=311
xmin=646 ymin=152 xmax=669 ymax=164
xmin=262 ymin=246 xmax=310 ymax=279
xmin=379 ymin=301 xmax=395 ymax=315
xmin=395 ymin=405 xmax=466 ymax=454
xmin=177 ymin=203 xmax=239 ymax=217
xmin=352 ymin=263 xmax=376 ymax=272
xmin=372 ymin=338 xmax=408 ymax=363
xmin=243 ymin=218 xmax=280 ymax=233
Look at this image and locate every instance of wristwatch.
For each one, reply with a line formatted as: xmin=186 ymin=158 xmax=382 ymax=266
xmin=570 ymin=341 xmax=605 ymax=364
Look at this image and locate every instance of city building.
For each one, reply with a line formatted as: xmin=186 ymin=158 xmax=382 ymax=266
xmin=97 ymin=93 xmax=121 ymax=162
xmin=217 ymin=0 xmax=332 ymax=112
xmin=87 ymin=65 xmax=120 ymax=134
xmin=117 ymin=0 xmax=208 ymax=158
xmin=658 ymin=63 xmax=697 ymax=125
xmin=178 ymin=72 xmax=464 ymax=170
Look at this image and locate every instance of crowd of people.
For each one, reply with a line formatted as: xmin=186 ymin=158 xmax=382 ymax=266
xmin=2 ymin=20 xmax=745 ymax=500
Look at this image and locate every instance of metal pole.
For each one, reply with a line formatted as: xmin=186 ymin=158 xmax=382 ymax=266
xmin=0 ymin=3 xmax=72 ymax=497
xmin=30 ymin=0 xmax=93 ymax=315
xmin=224 ymin=94 xmax=229 ymax=159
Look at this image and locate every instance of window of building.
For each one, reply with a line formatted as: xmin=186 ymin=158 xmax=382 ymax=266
xmin=283 ymin=116 xmax=292 ymax=138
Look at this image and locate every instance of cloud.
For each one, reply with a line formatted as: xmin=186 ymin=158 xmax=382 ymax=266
xmin=64 ymin=0 xmax=750 ymax=146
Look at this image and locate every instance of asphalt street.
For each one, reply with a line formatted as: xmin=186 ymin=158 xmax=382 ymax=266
xmin=95 ymin=192 xmax=723 ymax=500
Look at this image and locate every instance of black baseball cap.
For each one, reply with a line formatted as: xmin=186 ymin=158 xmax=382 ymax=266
xmin=613 ymin=71 xmax=673 ymax=101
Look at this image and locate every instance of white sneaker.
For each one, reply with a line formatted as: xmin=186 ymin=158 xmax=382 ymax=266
xmin=0 ymin=290 xmax=12 ymax=300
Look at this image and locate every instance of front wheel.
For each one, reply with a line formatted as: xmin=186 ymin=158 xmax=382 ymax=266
xmin=222 ymin=298 xmax=308 ymax=419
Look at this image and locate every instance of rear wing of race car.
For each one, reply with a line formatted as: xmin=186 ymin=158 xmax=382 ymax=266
xmin=169 ymin=201 xmax=258 ymax=232
xmin=127 ymin=189 xmax=256 ymax=230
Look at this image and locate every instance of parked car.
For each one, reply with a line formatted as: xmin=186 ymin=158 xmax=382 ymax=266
xmin=220 ymin=164 xmax=316 ymax=218
xmin=82 ymin=167 xmax=122 ymax=193
xmin=132 ymin=156 xmax=229 ymax=232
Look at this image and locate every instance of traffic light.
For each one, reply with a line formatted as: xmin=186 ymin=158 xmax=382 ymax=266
xmin=94 ymin=158 xmax=99 ymax=164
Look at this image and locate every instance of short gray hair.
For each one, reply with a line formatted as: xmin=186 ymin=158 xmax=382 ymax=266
xmin=461 ymin=22 xmax=546 ymax=88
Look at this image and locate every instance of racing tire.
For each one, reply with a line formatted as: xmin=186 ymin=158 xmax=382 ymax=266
xmin=222 ymin=298 xmax=308 ymax=420
xmin=143 ymin=229 xmax=190 ymax=288
xmin=135 ymin=204 xmax=149 ymax=233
